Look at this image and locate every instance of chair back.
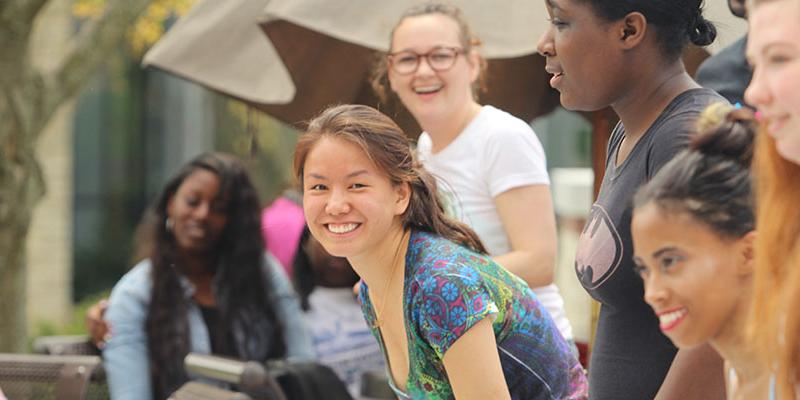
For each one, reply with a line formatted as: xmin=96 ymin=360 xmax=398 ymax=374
xmin=33 ymin=335 xmax=99 ymax=356
xmin=0 ymin=353 xmax=104 ymax=400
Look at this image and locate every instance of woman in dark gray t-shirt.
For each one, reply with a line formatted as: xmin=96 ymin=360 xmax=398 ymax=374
xmin=537 ymin=0 xmax=727 ymax=399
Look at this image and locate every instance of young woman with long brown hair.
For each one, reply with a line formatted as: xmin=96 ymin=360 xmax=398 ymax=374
xmin=295 ymin=104 xmax=586 ymax=399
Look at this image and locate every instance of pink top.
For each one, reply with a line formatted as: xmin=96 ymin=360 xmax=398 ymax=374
xmin=261 ymin=196 xmax=305 ymax=276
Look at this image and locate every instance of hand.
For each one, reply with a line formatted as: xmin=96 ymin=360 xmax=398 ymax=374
xmin=85 ymin=299 xmax=111 ymax=349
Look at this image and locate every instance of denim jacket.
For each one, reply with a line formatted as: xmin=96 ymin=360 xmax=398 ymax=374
xmin=104 ymin=253 xmax=313 ymax=400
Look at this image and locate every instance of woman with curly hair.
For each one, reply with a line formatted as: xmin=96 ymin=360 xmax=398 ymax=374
xmin=103 ymin=153 xmax=313 ymax=399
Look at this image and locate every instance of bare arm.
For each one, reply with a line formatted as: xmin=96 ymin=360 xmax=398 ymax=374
xmin=85 ymin=299 xmax=110 ymax=349
xmin=655 ymin=343 xmax=726 ymax=400
xmin=443 ymin=317 xmax=511 ymax=400
xmin=493 ymin=184 xmax=558 ymax=288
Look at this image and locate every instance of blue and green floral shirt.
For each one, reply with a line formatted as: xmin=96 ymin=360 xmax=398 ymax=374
xmin=358 ymin=230 xmax=587 ymax=399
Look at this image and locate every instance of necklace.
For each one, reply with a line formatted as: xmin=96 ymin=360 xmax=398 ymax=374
xmin=370 ymin=232 xmax=408 ymax=329
xmin=371 ymin=259 xmax=401 ymax=329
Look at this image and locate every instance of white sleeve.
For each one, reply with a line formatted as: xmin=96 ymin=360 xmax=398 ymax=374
xmin=483 ymin=121 xmax=550 ymax=197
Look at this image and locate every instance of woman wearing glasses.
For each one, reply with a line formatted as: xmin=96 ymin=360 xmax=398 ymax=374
xmin=371 ymin=2 xmax=575 ymax=350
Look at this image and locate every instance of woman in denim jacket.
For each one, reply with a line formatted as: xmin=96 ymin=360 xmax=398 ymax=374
xmin=103 ymin=153 xmax=313 ymax=400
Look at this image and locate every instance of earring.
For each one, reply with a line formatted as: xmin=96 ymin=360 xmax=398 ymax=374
xmin=165 ymin=217 xmax=174 ymax=232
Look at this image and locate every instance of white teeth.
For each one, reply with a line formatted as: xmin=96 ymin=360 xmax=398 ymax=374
xmin=328 ymin=223 xmax=358 ymax=234
xmin=659 ymin=309 xmax=687 ymax=326
xmin=414 ymin=85 xmax=442 ymax=94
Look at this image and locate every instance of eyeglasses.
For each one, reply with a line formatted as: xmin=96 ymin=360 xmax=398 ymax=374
xmin=387 ymin=47 xmax=465 ymax=75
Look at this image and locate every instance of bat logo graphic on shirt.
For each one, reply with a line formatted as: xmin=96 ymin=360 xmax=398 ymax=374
xmin=574 ymin=205 xmax=623 ymax=290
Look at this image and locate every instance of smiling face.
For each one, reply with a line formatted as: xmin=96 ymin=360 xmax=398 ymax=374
xmin=301 ymin=136 xmax=410 ymax=263
xmin=167 ymin=169 xmax=229 ymax=255
xmin=387 ymin=14 xmax=480 ymax=124
xmin=745 ymin=0 xmax=800 ymax=164
xmin=536 ymin=0 xmax=626 ymax=111
xmin=632 ymin=203 xmax=753 ymax=348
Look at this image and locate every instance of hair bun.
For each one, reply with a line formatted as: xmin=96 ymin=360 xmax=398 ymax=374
xmin=691 ymin=102 xmax=756 ymax=167
xmin=689 ymin=14 xmax=717 ymax=46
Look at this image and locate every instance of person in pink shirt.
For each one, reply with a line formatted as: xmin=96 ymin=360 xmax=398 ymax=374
xmin=261 ymin=188 xmax=305 ymax=276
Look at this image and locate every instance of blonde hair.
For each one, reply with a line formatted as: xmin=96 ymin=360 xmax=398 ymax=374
xmin=750 ymin=127 xmax=800 ymax=399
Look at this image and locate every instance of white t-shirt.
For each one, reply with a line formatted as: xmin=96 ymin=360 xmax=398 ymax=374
xmin=303 ymin=287 xmax=386 ymax=399
xmin=417 ymin=105 xmax=574 ymax=340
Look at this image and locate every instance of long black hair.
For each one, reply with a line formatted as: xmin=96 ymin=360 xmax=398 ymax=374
xmin=293 ymin=227 xmax=316 ymax=311
xmin=137 ymin=152 xmax=286 ymax=398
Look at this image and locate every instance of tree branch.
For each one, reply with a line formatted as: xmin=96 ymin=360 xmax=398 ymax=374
xmin=0 ymin=0 xmax=49 ymax=81
xmin=0 ymin=0 xmax=49 ymax=26
xmin=42 ymin=0 xmax=152 ymax=122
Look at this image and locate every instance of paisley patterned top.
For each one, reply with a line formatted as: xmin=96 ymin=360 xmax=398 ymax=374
xmin=358 ymin=230 xmax=587 ymax=400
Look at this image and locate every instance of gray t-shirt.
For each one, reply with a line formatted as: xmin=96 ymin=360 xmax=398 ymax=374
xmin=574 ymin=88 xmax=725 ymax=400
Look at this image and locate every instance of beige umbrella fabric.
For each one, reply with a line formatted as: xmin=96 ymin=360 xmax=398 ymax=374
xmin=256 ymin=0 xmax=563 ymax=132
xmin=143 ymin=0 xmax=746 ymax=130
xmin=142 ymin=0 xmax=295 ymax=105
xmin=260 ymin=0 xmax=746 ymax=56
xmin=259 ymin=0 xmax=546 ymax=58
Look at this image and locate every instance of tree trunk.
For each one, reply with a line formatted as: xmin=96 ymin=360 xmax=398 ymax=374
xmin=0 ymin=66 xmax=45 ymax=352
xmin=0 ymin=161 xmax=40 ymax=351
xmin=0 ymin=0 xmax=153 ymax=352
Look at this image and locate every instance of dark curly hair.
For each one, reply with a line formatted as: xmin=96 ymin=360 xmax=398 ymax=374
xmin=136 ymin=152 xmax=286 ymax=398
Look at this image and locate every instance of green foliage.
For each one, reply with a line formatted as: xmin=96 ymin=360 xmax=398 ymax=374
xmin=214 ymin=97 xmax=301 ymax=204
xmin=73 ymin=0 xmax=197 ymax=55
xmin=29 ymin=290 xmax=110 ymax=350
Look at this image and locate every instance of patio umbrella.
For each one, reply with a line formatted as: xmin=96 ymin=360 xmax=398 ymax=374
xmin=256 ymin=0 xmax=560 ymax=135
xmin=143 ymin=0 xmax=746 ymax=134
xmin=143 ymin=0 xmax=557 ymax=134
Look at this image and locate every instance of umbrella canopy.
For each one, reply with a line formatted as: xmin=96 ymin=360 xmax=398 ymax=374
xmin=143 ymin=0 xmax=746 ymax=133
xmin=257 ymin=0 xmax=561 ymax=134
xmin=142 ymin=0 xmax=295 ymax=105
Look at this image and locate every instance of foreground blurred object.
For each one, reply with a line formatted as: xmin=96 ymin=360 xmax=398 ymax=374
xmin=184 ymin=354 xmax=285 ymax=400
xmin=0 ymin=353 xmax=105 ymax=400
xmin=184 ymin=353 xmax=355 ymax=400
xmin=169 ymin=381 xmax=252 ymax=400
